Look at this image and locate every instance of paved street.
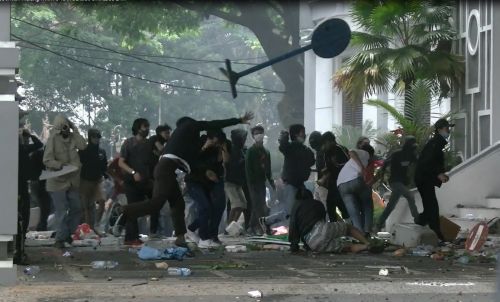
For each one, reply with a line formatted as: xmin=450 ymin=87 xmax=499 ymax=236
xmin=0 ymin=238 xmax=497 ymax=302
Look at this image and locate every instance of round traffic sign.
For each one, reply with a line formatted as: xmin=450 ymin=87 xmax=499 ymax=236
xmin=311 ymin=18 xmax=351 ymax=58
xmin=465 ymin=222 xmax=489 ymax=252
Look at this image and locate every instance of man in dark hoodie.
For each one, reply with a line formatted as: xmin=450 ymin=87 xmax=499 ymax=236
xmin=376 ymin=136 xmax=419 ymax=230
xmin=414 ymin=119 xmax=453 ymax=242
xmin=225 ymin=129 xmax=248 ymax=224
xmin=115 ymin=112 xmax=253 ymax=247
xmin=79 ymin=129 xmax=108 ymax=231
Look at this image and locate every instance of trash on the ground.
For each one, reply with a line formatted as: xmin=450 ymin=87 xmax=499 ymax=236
xmin=262 ymin=244 xmax=290 ymax=251
xmin=439 ymin=216 xmax=461 ymax=242
xmin=72 ymin=223 xmax=100 ymax=241
xmin=150 ymin=277 xmax=160 ymax=281
xmin=132 ymin=282 xmax=148 ymax=287
xmin=26 ymin=231 xmax=54 ymax=240
xmin=211 ymin=262 xmax=248 ymax=270
xmin=167 ymin=267 xmax=191 ymax=276
xmin=72 ymin=239 xmax=100 ymax=247
xmin=91 ymin=261 xmax=119 ymax=269
xmin=62 ymin=251 xmax=72 ymax=257
xmin=430 ymin=253 xmax=445 ymax=261
xmin=393 ymin=248 xmax=406 ymax=257
xmin=271 ymin=226 xmax=289 ymax=236
xmin=465 ymin=222 xmax=489 ymax=252
xmin=107 ymin=276 xmax=113 ymax=281
xmin=23 ymin=266 xmax=40 ymax=277
xmin=401 ymin=266 xmax=410 ymax=274
xmin=129 ymin=247 xmax=140 ymax=254
xmin=457 ymin=255 xmax=470 ymax=264
xmin=155 ymin=262 xmax=169 ymax=269
xmin=225 ymin=221 xmax=244 ymax=237
xmin=411 ymin=245 xmax=434 ymax=256
xmin=376 ymin=232 xmax=392 ymax=240
xmin=378 ymin=268 xmax=389 ymax=276
xmin=137 ymin=246 xmax=189 ymax=261
xmin=225 ymin=245 xmax=247 ymax=253
xmin=54 ymin=264 xmax=64 ymax=271
xmin=248 ymin=290 xmax=263 ymax=299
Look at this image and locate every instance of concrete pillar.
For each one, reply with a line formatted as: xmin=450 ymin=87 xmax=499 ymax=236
xmin=0 ymin=3 xmax=20 ymax=285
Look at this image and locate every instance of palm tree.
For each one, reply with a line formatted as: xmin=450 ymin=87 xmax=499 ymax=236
xmin=334 ymin=0 xmax=464 ymax=122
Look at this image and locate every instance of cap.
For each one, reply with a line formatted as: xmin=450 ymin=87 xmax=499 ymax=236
xmin=88 ymin=128 xmax=102 ymax=138
xmin=434 ymin=119 xmax=455 ymax=130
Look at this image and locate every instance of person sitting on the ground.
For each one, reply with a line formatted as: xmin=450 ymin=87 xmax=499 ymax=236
xmin=289 ymin=189 xmax=370 ymax=254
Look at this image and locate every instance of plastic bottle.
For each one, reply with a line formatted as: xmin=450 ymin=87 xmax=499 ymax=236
xmin=23 ymin=266 xmax=40 ymax=276
xmin=457 ymin=256 xmax=470 ymax=264
xmin=91 ymin=261 xmax=119 ymax=269
xmin=167 ymin=267 xmax=191 ymax=276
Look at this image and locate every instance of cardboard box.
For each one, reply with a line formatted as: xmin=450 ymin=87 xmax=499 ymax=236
xmin=440 ymin=216 xmax=461 ymax=242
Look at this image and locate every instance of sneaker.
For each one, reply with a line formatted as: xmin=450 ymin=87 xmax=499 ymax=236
xmin=175 ymin=237 xmax=188 ymax=248
xmin=198 ymin=239 xmax=220 ymax=249
xmin=112 ymin=214 xmax=124 ymax=237
xmin=186 ymin=230 xmax=200 ymax=244
xmin=124 ymin=239 xmax=143 ymax=246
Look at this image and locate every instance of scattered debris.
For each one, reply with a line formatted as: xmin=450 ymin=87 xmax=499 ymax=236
xmin=457 ymin=255 xmax=470 ymax=265
xmin=248 ymin=290 xmax=263 ymax=299
xmin=137 ymin=246 xmax=189 ymax=261
xmin=225 ymin=245 xmax=248 ymax=253
xmin=155 ymin=262 xmax=169 ymax=269
xmin=262 ymin=244 xmax=289 ymax=251
xmin=150 ymin=277 xmax=160 ymax=281
xmin=411 ymin=245 xmax=434 ymax=257
xmin=378 ymin=269 xmax=389 ymax=276
xmin=107 ymin=276 xmax=113 ymax=281
xmin=26 ymin=231 xmax=54 ymax=240
xmin=167 ymin=267 xmax=191 ymax=276
xmin=407 ymin=281 xmax=475 ymax=287
xmin=132 ymin=282 xmax=148 ymax=287
xmin=23 ymin=266 xmax=40 ymax=277
xmin=271 ymin=226 xmax=289 ymax=236
xmin=376 ymin=232 xmax=392 ymax=240
xmin=430 ymin=253 xmax=445 ymax=261
xmin=91 ymin=261 xmax=119 ymax=269
xmin=393 ymin=248 xmax=406 ymax=257
xmin=62 ymin=251 xmax=72 ymax=257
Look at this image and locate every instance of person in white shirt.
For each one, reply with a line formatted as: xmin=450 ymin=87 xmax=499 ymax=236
xmin=337 ymin=144 xmax=375 ymax=238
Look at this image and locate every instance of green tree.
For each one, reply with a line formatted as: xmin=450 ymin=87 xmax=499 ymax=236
xmin=334 ymin=0 xmax=464 ymax=122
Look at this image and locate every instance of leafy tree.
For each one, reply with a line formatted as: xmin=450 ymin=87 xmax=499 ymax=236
xmin=334 ymin=0 xmax=464 ymax=122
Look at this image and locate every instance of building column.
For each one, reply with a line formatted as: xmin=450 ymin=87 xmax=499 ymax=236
xmin=0 ymin=3 xmax=20 ymax=284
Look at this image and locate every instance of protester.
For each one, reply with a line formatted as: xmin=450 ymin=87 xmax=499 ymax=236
xmin=185 ymin=129 xmax=228 ymax=248
xmin=78 ymin=129 xmax=108 ymax=231
xmin=245 ymin=125 xmax=274 ymax=235
xmin=308 ymin=131 xmax=327 ymax=204
xmin=337 ymin=144 xmax=375 ymax=238
xmin=17 ymin=128 xmax=43 ymax=263
xmin=148 ymin=124 xmax=172 ymax=237
xmin=114 ymin=112 xmax=254 ymax=247
xmin=414 ymin=119 xmax=453 ymax=242
xmin=376 ymin=136 xmax=419 ymax=230
xmin=289 ymin=189 xmax=371 ymax=254
xmin=259 ymin=124 xmax=315 ymax=231
xmin=43 ymin=115 xmax=87 ymax=249
xmin=320 ymin=132 xmax=350 ymax=222
xmin=224 ymin=129 xmax=249 ymax=224
xmin=117 ymin=118 xmax=154 ymax=246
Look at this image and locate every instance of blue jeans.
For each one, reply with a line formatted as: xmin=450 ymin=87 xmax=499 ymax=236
xmin=338 ymin=177 xmax=373 ymax=233
xmin=50 ymin=189 xmax=82 ymax=242
xmin=265 ymin=184 xmax=297 ymax=226
xmin=187 ymin=181 xmax=226 ymax=240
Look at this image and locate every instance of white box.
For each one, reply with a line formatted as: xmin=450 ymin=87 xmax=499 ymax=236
xmin=392 ymin=223 xmax=439 ymax=247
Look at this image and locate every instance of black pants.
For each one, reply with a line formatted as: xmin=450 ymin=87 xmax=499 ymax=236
xmin=326 ymin=183 xmax=350 ymax=222
xmin=16 ymin=180 xmax=30 ymax=259
xmin=124 ymin=182 xmax=152 ymax=241
xmin=30 ymin=180 xmax=52 ymax=231
xmin=123 ymin=158 xmax=187 ymax=236
xmin=416 ymin=181 xmax=444 ymax=241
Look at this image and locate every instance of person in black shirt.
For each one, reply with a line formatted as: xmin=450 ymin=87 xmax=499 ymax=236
xmin=115 ymin=112 xmax=253 ymax=248
xmin=117 ymin=118 xmax=153 ymax=246
xmin=414 ymin=119 xmax=453 ymax=241
xmin=79 ymin=129 xmax=108 ymax=231
xmin=321 ymin=132 xmax=350 ymax=222
xmin=376 ymin=136 xmax=419 ymax=230
xmin=289 ymin=189 xmax=370 ymax=253
xmin=224 ymin=129 xmax=248 ymax=224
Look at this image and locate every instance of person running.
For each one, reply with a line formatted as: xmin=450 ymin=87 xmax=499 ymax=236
xmin=114 ymin=112 xmax=254 ymax=247
xmin=224 ymin=129 xmax=249 ymax=224
xmin=337 ymin=144 xmax=375 ymax=238
xmin=289 ymin=189 xmax=370 ymax=254
xmin=78 ymin=129 xmax=107 ymax=232
xmin=245 ymin=125 xmax=274 ymax=235
xmin=414 ymin=119 xmax=453 ymax=242
xmin=376 ymin=136 xmax=419 ymax=230
xmin=117 ymin=118 xmax=154 ymax=246
xmin=259 ymin=124 xmax=315 ymax=231
xmin=43 ymin=115 xmax=87 ymax=249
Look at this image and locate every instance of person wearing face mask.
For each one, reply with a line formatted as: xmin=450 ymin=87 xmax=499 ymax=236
xmin=414 ymin=119 xmax=454 ymax=242
xmin=245 ymin=125 xmax=274 ymax=235
xmin=43 ymin=115 xmax=87 ymax=249
xmin=258 ymin=124 xmax=315 ymax=232
xmin=117 ymin=118 xmax=153 ymax=246
xmin=376 ymin=136 xmax=419 ymax=231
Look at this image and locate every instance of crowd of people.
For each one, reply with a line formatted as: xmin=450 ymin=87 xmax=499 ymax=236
xmin=15 ymin=111 xmax=454 ymax=263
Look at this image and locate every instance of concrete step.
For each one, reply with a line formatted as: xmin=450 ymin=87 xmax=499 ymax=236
xmin=457 ymin=206 xmax=500 ymax=220
xmin=486 ymin=198 xmax=500 ymax=209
